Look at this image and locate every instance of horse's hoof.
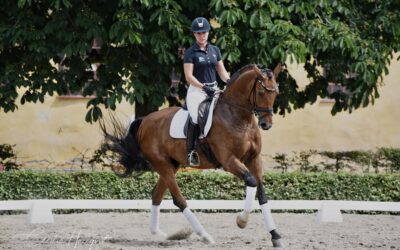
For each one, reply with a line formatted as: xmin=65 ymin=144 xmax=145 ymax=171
xmin=236 ymin=211 xmax=249 ymax=229
xmin=166 ymin=228 xmax=193 ymax=240
xmin=199 ymin=231 xmax=215 ymax=244
xmin=272 ymin=238 xmax=285 ymax=248
xmin=151 ymin=230 xmax=167 ymax=239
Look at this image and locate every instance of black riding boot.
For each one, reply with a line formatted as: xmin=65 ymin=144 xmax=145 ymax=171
xmin=187 ymin=118 xmax=200 ymax=166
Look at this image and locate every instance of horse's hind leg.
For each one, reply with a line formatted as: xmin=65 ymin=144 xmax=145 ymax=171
xmin=158 ymin=165 xmax=215 ymax=244
xmin=149 ymin=178 xmax=168 ymax=237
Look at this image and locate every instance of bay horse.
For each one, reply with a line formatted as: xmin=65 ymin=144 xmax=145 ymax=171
xmin=101 ymin=64 xmax=284 ymax=247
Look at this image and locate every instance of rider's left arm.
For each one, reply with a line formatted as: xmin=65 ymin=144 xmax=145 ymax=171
xmin=216 ymin=60 xmax=230 ymax=83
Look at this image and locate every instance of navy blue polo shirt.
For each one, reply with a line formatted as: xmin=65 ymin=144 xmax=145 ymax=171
xmin=184 ymin=43 xmax=221 ymax=83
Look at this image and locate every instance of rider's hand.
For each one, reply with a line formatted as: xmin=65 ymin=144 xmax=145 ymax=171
xmin=202 ymin=85 xmax=216 ymax=97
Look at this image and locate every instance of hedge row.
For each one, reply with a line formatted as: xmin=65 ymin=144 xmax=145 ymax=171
xmin=272 ymin=147 xmax=400 ymax=173
xmin=0 ymin=171 xmax=399 ymax=202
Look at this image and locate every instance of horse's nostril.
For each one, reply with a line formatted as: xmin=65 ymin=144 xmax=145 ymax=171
xmin=261 ymin=123 xmax=272 ymax=130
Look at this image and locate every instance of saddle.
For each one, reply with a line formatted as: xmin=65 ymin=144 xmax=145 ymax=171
xmin=184 ymin=96 xmax=214 ymax=137
xmin=170 ymin=95 xmax=219 ymax=139
xmin=169 ymin=95 xmax=222 ymax=168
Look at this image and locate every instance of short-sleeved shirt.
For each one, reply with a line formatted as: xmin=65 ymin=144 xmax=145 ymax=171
xmin=184 ymin=43 xmax=221 ymax=83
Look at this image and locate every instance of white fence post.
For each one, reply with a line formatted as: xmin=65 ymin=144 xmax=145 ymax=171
xmin=315 ymin=200 xmax=343 ymax=223
xmin=28 ymin=200 xmax=54 ymax=224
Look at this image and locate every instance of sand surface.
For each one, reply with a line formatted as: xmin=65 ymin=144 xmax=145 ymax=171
xmin=0 ymin=212 xmax=399 ymax=250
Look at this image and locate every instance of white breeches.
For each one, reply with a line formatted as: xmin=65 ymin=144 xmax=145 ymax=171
xmin=186 ymin=84 xmax=218 ymax=124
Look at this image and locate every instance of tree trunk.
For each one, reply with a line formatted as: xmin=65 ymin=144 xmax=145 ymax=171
xmin=134 ymin=95 xmax=158 ymax=118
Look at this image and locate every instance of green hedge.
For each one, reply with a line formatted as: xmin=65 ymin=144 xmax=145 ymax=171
xmin=0 ymin=171 xmax=399 ymax=202
xmin=272 ymin=147 xmax=400 ymax=173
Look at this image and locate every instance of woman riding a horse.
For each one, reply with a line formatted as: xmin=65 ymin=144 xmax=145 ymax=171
xmin=101 ymin=61 xmax=283 ymax=247
xmin=183 ymin=17 xmax=230 ymax=167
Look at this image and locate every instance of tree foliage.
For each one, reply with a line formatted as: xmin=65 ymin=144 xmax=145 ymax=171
xmin=1 ymin=0 xmax=399 ymax=122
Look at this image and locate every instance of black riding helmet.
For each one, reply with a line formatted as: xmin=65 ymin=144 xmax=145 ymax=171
xmin=191 ymin=17 xmax=211 ymax=33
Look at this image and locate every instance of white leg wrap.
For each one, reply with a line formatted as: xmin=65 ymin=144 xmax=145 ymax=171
xmin=183 ymin=208 xmax=215 ymax=244
xmin=261 ymin=203 xmax=276 ymax=231
xmin=243 ymin=186 xmax=257 ymax=212
xmin=182 ymin=208 xmax=204 ymax=235
xmin=236 ymin=186 xmax=257 ymax=228
xmin=150 ymin=205 xmax=163 ymax=235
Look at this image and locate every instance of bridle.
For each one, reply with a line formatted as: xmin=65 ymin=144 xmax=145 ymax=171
xmin=219 ymin=68 xmax=279 ymax=117
xmin=250 ymin=69 xmax=279 ymax=117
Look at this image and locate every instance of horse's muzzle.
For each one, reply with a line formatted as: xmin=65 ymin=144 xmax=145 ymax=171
xmin=258 ymin=118 xmax=272 ymax=130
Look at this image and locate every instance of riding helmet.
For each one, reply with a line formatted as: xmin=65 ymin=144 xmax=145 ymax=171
xmin=191 ymin=17 xmax=211 ymax=33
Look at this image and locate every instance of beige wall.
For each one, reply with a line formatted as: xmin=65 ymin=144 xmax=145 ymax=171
xmin=262 ymin=55 xmax=400 ymax=155
xmin=0 ymin=96 xmax=134 ymax=164
xmin=1 ymin=56 xmax=399 ymax=165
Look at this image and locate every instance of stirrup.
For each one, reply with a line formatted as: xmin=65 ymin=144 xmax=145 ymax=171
xmin=188 ymin=151 xmax=200 ymax=166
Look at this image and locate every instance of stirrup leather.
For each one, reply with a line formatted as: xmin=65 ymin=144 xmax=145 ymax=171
xmin=188 ymin=151 xmax=200 ymax=166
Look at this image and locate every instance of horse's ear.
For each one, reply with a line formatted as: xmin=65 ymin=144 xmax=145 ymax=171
xmin=253 ymin=64 xmax=263 ymax=77
xmin=273 ymin=63 xmax=283 ymax=77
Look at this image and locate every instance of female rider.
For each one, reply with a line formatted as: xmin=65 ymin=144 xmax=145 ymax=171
xmin=183 ymin=17 xmax=230 ymax=166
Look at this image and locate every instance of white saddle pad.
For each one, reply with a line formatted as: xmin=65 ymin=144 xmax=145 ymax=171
xmin=169 ymin=97 xmax=218 ymax=139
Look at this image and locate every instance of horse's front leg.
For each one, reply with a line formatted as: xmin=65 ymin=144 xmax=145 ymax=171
xmin=223 ymin=157 xmax=258 ymax=228
xmin=236 ymin=171 xmax=258 ymax=228
xmin=249 ymin=157 xmax=285 ymax=248
xmin=257 ymin=183 xmax=284 ymax=247
xmin=227 ymin=156 xmax=284 ymax=247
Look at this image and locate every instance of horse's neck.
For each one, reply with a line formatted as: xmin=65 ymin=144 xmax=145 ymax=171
xmin=223 ymin=70 xmax=255 ymax=110
xmin=216 ymin=70 xmax=257 ymax=126
xmin=215 ymin=101 xmax=254 ymax=128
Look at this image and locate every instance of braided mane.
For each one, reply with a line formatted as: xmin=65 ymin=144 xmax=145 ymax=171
xmin=228 ymin=64 xmax=255 ymax=85
xmin=228 ymin=64 xmax=269 ymax=85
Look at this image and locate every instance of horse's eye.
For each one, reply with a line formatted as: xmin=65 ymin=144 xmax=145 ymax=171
xmin=256 ymin=84 xmax=265 ymax=91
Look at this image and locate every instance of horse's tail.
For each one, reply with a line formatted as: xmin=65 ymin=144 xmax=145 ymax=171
xmin=100 ymin=116 xmax=151 ymax=177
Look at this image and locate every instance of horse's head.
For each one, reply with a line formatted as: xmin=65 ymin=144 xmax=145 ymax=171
xmin=252 ymin=64 xmax=281 ymax=130
xmin=222 ymin=63 xmax=281 ymax=130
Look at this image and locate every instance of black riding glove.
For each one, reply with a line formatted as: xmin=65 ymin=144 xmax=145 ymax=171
xmin=202 ymin=85 xmax=215 ymax=97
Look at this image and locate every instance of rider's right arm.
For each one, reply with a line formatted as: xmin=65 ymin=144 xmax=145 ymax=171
xmin=184 ymin=63 xmax=203 ymax=89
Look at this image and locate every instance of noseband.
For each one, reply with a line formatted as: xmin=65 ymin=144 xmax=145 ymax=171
xmin=219 ymin=67 xmax=278 ymax=116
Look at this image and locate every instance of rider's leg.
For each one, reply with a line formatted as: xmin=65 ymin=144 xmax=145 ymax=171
xmin=186 ymin=117 xmax=200 ymax=166
xmin=186 ymin=85 xmax=205 ymax=166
